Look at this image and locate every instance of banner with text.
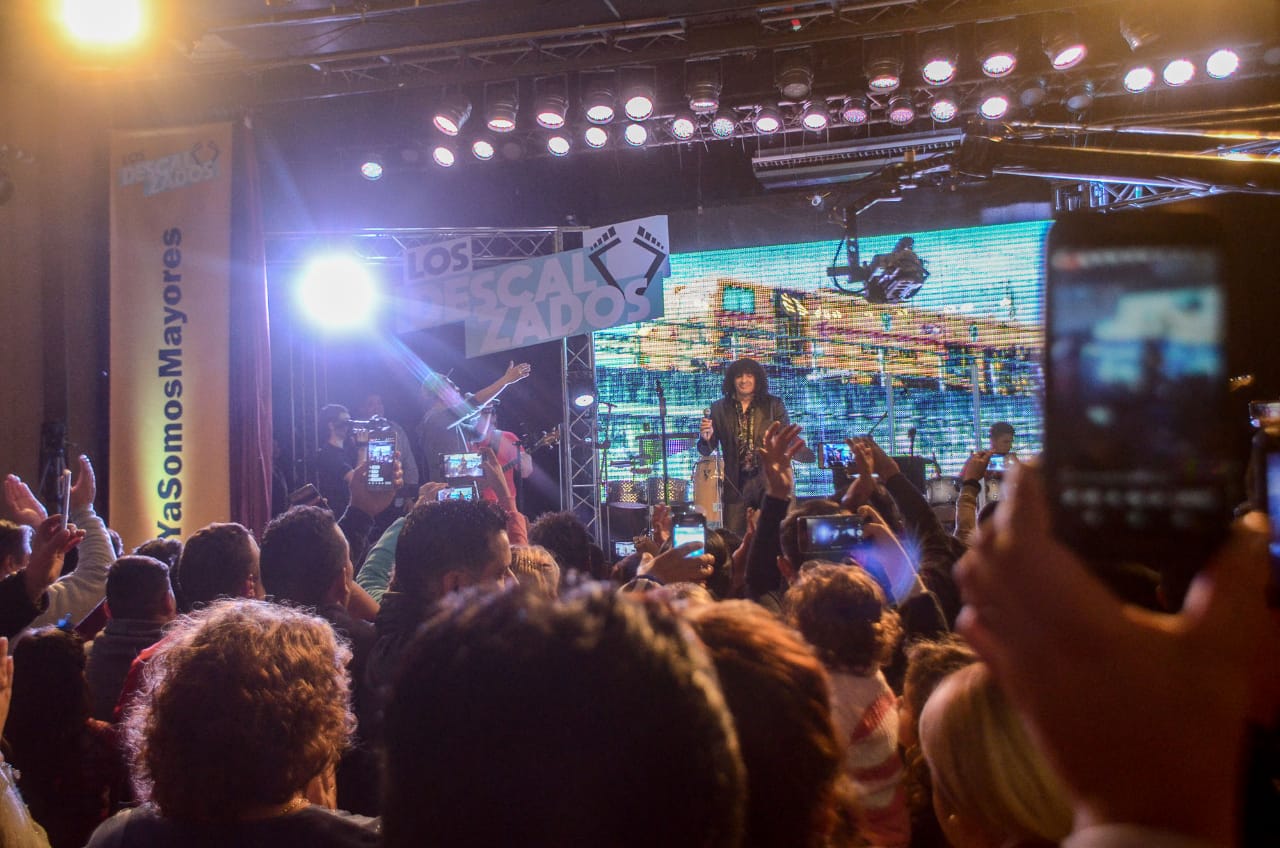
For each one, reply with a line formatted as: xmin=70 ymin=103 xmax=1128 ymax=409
xmin=109 ymin=124 xmax=233 ymax=548
xmin=395 ymin=216 xmax=671 ymax=356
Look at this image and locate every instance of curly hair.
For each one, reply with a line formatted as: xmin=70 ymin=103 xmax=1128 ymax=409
xmin=721 ymin=357 xmax=769 ymax=399
xmin=132 ymin=537 xmax=184 ymax=569
xmin=125 ymin=599 xmax=354 ymax=822
xmin=528 ymin=510 xmax=601 ymax=578
xmin=259 ymin=505 xmax=348 ymax=607
xmin=394 ymin=498 xmax=509 ymax=600
xmin=173 ymin=523 xmax=259 ymax=613
xmin=0 ymin=519 xmax=29 ymax=573
xmin=785 ymin=562 xmax=902 ymax=674
xmin=509 ymin=544 xmax=561 ymax=599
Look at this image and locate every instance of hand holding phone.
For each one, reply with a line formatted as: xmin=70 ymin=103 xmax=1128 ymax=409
xmin=441 ymin=452 xmax=485 ymax=478
xmin=671 ymin=513 xmax=707 ymax=556
xmin=365 ymin=438 xmax=397 ymax=490
xmin=436 ymin=484 xmax=477 ymax=502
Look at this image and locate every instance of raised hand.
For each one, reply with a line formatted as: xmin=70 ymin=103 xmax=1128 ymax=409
xmin=855 ymin=435 xmax=900 ymax=481
xmin=650 ymin=503 xmax=673 ymax=547
xmin=758 ymin=422 xmax=806 ymax=500
xmin=502 ymin=361 xmax=532 ymax=386
xmin=0 ymin=637 xmax=11 ymax=736
xmin=69 ymin=454 xmax=96 ymax=513
xmin=479 ymin=447 xmax=512 ymax=502
xmin=841 ymin=439 xmax=877 ymax=511
xmin=961 ymin=449 xmax=992 ymax=482
xmin=24 ymin=515 xmax=86 ymax=603
xmin=3 ymin=474 xmax=47 ymax=528
xmin=641 ymin=541 xmax=714 ymax=585
xmin=349 ymin=457 xmax=402 ymax=517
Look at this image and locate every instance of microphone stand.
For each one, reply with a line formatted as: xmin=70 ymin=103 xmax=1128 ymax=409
xmin=599 ymin=402 xmax=614 ymax=544
xmin=656 ymin=381 xmax=670 ymax=507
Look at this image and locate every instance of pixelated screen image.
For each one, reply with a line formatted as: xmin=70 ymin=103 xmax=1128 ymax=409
xmin=593 ymin=220 xmax=1050 ymax=498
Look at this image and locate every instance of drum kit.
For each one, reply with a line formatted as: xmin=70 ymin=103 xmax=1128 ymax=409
xmin=603 ymin=434 xmax=722 ymax=530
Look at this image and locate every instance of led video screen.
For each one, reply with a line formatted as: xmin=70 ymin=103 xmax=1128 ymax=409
xmin=593 ymin=220 xmax=1051 ymax=499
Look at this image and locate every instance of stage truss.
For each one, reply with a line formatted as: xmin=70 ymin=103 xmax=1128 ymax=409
xmin=265 ymin=225 xmax=602 ymax=539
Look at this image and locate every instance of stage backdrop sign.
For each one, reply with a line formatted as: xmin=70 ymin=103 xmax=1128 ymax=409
xmin=396 ymin=215 xmax=671 ymax=356
xmin=109 ymin=124 xmax=233 ymax=548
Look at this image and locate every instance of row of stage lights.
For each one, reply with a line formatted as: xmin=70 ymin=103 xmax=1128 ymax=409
xmin=359 ymin=20 xmax=1251 ymax=177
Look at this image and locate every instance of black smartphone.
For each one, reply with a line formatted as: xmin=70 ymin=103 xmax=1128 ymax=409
xmin=671 ymin=513 xmax=706 ymax=554
xmin=1044 ymin=212 xmax=1236 ymax=567
xmin=440 ymin=452 xmax=484 ymax=478
xmin=613 ymin=539 xmax=637 ymax=559
xmin=801 ymin=514 xmax=867 ymax=560
xmin=819 ymin=442 xmax=854 ymax=469
xmin=366 ymin=437 xmax=396 ymax=489
xmin=987 ymin=453 xmax=1006 ymax=474
xmin=436 ymin=484 xmax=477 ymax=502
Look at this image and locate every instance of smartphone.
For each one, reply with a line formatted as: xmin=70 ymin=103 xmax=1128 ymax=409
xmin=819 ymin=442 xmax=854 ymax=469
xmin=671 ymin=513 xmax=706 ymax=555
xmin=1264 ymin=448 xmax=1280 ymax=608
xmin=613 ymin=539 xmax=637 ymax=559
xmin=365 ymin=437 xmax=396 ymax=489
xmin=801 ymin=514 xmax=867 ymax=560
xmin=436 ymin=484 xmax=477 ymax=502
xmin=58 ymin=468 xmax=72 ymax=531
xmin=1044 ymin=212 xmax=1236 ymax=567
xmin=987 ymin=453 xmax=1006 ymax=474
xmin=440 ymin=452 xmax=484 ymax=478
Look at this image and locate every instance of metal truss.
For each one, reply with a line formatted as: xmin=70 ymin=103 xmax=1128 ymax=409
xmin=561 ymin=334 xmax=602 ymax=544
xmin=264 ymin=227 xmax=562 ymax=266
xmin=1052 ymin=181 xmax=1213 ymax=212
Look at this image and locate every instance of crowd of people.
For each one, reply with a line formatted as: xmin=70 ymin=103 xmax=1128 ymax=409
xmin=0 ymin=389 xmax=1275 ymax=847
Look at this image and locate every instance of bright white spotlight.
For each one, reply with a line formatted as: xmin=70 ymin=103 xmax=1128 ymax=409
xmin=624 ymin=123 xmax=648 ymax=147
xmin=754 ymin=107 xmax=782 ymax=135
xmin=671 ymin=113 xmax=697 ymax=140
xmin=547 ymin=134 xmax=571 ymax=156
xmin=472 ymin=138 xmax=496 ymax=160
xmin=298 ymin=255 xmax=377 ymax=331
xmin=433 ymin=95 xmax=472 ymax=136
xmin=981 ymin=51 xmax=1017 ymax=77
xmin=930 ymin=98 xmax=958 ymax=122
xmin=1123 ymin=66 xmax=1155 ymax=93
xmin=432 ymin=145 xmax=456 ymax=167
xmin=1206 ymin=48 xmax=1239 ymax=79
xmin=60 ymin=0 xmax=145 ymax=47
xmin=584 ymin=126 xmax=609 ymax=148
xmin=979 ymin=92 xmax=1010 ymax=119
xmin=1163 ymin=58 xmax=1195 ymax=86
xmin=359 ymin=157 xmax=384 ymax=181
xmin=800 ymin=101 xmax=829 ymax=131
xmin=709 ymin=113 xmax=736 ymax=139
xmin=572 ymin=389 xmax=596 ymax=409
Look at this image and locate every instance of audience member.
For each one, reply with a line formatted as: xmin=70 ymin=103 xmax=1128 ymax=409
xmin=7 ymin=628 xmax=126 ymax=848
xmin=508 ymin=544 xmax=560 ymax=599
xmin=86 ymin=599 xmax=376 ymax=847
xmin=918 ymin=662 xmax=1072 ymax=848
xmin=686 ymin=600 xmax=842 ymax=848
xmin=315 ymin=403 xmax=355 ymax=518
xmin=0 ymin=516 xmax=85 ymax=640
xmin=0 ymin=636 xmax=51 ymax=848
xmin=786 ymin=563 xmax=910 ymax=847
xmin=0 ymin=521 xmax=27 ymax=578
xmin=84 ymin=556 xmax=175 ymax=722
xmin=528 ymin=510 xmax=607 ymax=580
xmin=170 ymin=522 xmax=263 ymax=614
xmin=130 ymin=538 xmax=182 ymax=570
xmin=382 ymin=585 xmax=746 ymax=848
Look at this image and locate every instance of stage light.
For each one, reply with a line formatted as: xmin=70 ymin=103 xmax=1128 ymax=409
xmin=1123 ymin=65 xmax=1155 ymax=93
xmin=919 ymin=30 xmax=958 ymax=85
xmin=431 ymin=144 xmax=457 ymax=168
xmin=686 ymin=60 xmax=722 ymax=113
xmin=1043 ymin=15 xmax=1087 ymax=70
xmin=930 ymin=97 xmax=958 ymax=123
xmin=1017 ymin=78 xmax=1047 ymax=107
xmin=485 ymin=86 xmax=519 ymax=132
xmin=547 ymin=134 xmax=571 ymax=156
xmin=887 ymin=94 xmax=915 ymax=126
xmin=471 ymin=138 xmax=496 ymax=160
xmin=621 ymin=69 xmax=656 ymax=120
xmin=359 ymin=156 xmax=384 ymax=181
xmin=979 ymin=91 xmax=1010 ymax=120
xmin=582 ymin=93 xmax=615 ymax=125
xmin=298 ymin=255 xmax=377 ymax=331
xmin=709 ymin=112 xmax=736 ymax=139
xmin=584 ymin=126 xmax=609 ymax=148
xmin=840 ymin=95 xmax=870 ymax=125
xmin=59 ymin=0 xmax=145 ymax=48
xmin=624 ymin=123 xmax=648 ymax=147
xmin=865 ymin=37 xmax=904 ymax=92
xmin=1064 ymin=80 xmax=1095 ymax=113
xmin=433 ymin=94 xmax=472 ymax=136
xmin=568 ymin=372 xmax=598 ymax=409
xmin=754 ymin=106 xmax=782 ymax=135
xmin=1119 ymin=9 xmax=1160 ymax=52
xmin=535 ymin=92 xmax=568 ymax=130
xmin=1206 ymin=48 xmax=1239 ymax=79
xmin=1163 ymin=58 xmax=1195 ymax=86
xmin=671 ymin=112 xmax=697 ymax=140
xmin=800 ymin=100 xmax=829 ymax=131
xmin=978 ymin=22 xmax=1018 ymax=78
xmin=776 ymin=51 xmax=813 ymax=100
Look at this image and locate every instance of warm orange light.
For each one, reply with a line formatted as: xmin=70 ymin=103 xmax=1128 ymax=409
xmin=59 ymin=0 xmax=146 ymax=48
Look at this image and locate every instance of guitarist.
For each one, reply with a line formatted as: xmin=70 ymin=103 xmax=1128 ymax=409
xmin=466 ymin=400 xmax=532 ymax=504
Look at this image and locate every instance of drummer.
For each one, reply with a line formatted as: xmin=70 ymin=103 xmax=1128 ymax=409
xmin=697 ymin=357 xmax=813 ymax=535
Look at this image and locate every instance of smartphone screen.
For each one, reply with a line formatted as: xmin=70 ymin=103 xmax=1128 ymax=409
xmin=436 ymin=484 xmax=476 ymax=502
xmin=1045 ymin=213 xmax=1234 ymax=565
xmin=820 ymin=443 xmax=853 ymax=469
xmin=613 ymin=540 xmax=637 ymax=559
xmin=987 ymin=453 xmax=1006 ymax=474
xmin=672 ymin=518 xmax=706 ymax=554
xmin=366 ymin=438 xmax=396 ymax=489
xmin=802 ymin=514 xmax=866 ymax=559
xmin=441 ymin=452 xmax=484 ymax=478
xmin=1266 ymin=450 xmax=1280 ymax=608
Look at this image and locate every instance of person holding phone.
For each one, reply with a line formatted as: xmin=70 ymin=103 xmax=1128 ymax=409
xmin=465 ymin=401 xmax=531 ymax=504
xmin=315 ymin=404 xmax=355 ymax=518
xmin=697 ymin=358 xmax=813 ymax=535
xmin=419 ymin=361 xmax=532 ymax=484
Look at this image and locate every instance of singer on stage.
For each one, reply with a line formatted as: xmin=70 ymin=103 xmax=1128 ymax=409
xmin=698 ymin=357 xmax=812 ymax=534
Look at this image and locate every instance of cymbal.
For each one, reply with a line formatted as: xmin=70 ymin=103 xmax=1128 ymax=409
xmin=609 ymin=459 xmax=642 ymax=467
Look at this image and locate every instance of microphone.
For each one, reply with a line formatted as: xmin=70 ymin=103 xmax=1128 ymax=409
xmin=908 ymin=426 xmax=917 ymax=456
xmin=655 ymin=379 xmax=665 ymax=397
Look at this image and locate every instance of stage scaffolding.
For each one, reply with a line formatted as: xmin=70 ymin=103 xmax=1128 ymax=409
xmin=264 ymin=225 xmax=602 ymax=540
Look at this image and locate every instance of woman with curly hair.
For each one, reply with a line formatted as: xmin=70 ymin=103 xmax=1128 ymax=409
xmin=85 ymin=599 xmax=376 ymax=847
xmin=786 ymin=562 xmax=909 ymax=848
